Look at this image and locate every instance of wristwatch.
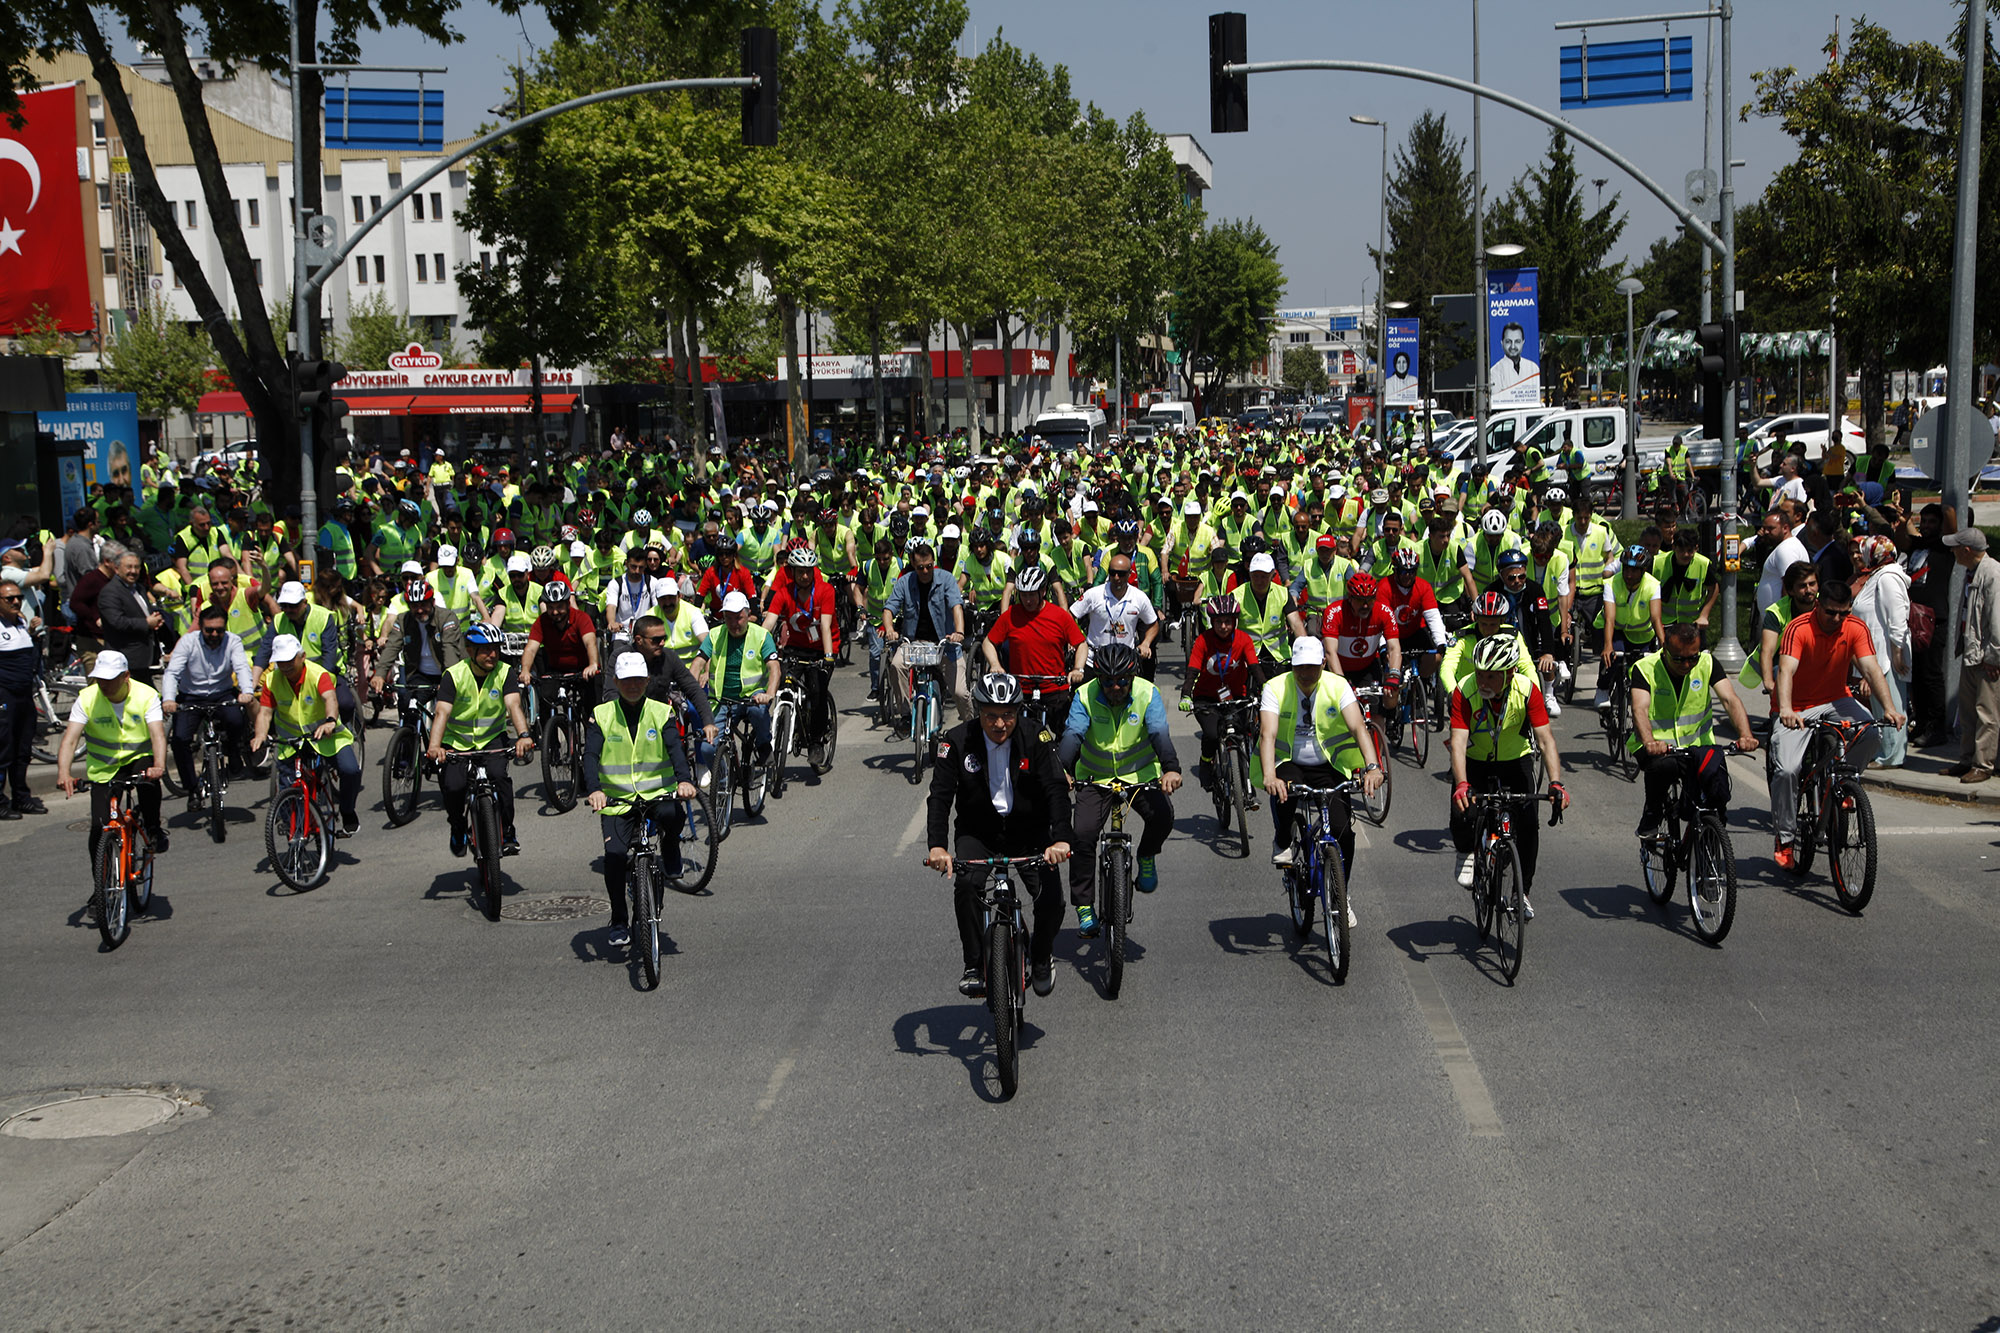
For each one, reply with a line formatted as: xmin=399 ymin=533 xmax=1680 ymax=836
xmin=1362 ymin=762 xmax=1381 ymax=773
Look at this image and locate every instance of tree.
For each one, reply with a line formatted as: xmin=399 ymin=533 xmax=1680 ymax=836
xmin=1171 ymin=218 xmax=1284 ymax=409
xmin=1282 ymin=345 xmax=1328 ymax=396
xmin=1383 ymin=112 xmax=1474 ymax=409
xmin=329 ymin=290 xmax=419 ymax=370
xmin=12 ymin=304 xmax=84 ymax=390
xmin=1486 ymin=129 xmax=1627 ymax=400
xmin=102 ymin=301 xmax=212 ymax=420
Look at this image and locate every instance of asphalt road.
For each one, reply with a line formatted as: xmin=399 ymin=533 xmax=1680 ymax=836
xmin=3 ymin=650 xmax=1998 ymax=1330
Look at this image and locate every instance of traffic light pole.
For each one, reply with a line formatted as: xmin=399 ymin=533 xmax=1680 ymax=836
xmin=1713 ymin=0 xmax=1743 ymax=674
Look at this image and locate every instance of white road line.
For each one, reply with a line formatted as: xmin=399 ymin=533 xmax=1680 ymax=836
xmin=1399 ymin=956 xmax=1502 ymax=1138
xmin=894 ymin=797 xmax=927 ymax=855
xmin=1875 ymin=824 xmax=2000 ymax=836
xmin=753 ymin=1054 xmax=797 ymax=1119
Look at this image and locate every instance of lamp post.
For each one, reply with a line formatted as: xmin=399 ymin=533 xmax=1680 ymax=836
xmin=1351 ymin=114 xmax=1389 ymax=446
xmin=1617 ymin=277 xmax=1644 ymax=518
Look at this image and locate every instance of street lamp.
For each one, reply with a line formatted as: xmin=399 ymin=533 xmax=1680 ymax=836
xmin=1351 ymin=114 xmax=1390 ymax=446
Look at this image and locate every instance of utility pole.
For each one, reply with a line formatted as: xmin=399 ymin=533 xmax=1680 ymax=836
xmin=1942 ymin=0 xmax=1985 ymax=719
xmin=1471 ymin=0 xmax=1489 ymax=471
xmin=1713 ymin=0 xmax=1743 ymax=674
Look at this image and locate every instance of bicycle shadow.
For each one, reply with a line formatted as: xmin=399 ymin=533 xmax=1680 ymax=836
xmin=1559 ymin=881 xmax=1708 ymax=945
xmin=68 ymin=893 xmax=175 ymax=936
xmin=1174 ymin=805 xmax=1259 ymax=858
xmin=861 ymin=751 xmax=925 ymax=786
xmin=168 ymin=804 xmax=258 ymax=831
xmin=420 ymin=865 xmax=521 ymax=909
xmin=260 ymin=845 xmax=363 ymax=896
xmin=1393 ymin=827 xmax=1453 ymax=854
xmin=1384 ymin=913 xmax=1512 ymax=986
xmin=1060 ymin=927 xmax=1148 ymax=998
xmin=1207 ymin=912 xmax=1342 ymax=987
xmin=891 ymin=1002 xmax=1045 ymax=1103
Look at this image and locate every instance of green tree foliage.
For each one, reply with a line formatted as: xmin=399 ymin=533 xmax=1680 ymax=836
xmin=1486 ymin=130 xmax=1627 ymax=400
xmin=1171 ymin=219 xmax=1283 ymax=408
xmin=12 ymin=304 xmax=85 ymax=390
xmin=329 ymin=290 xmax=420 ymax=370
xmin=1282 ymin=346 xmax=1329 ymax=396
xmin=102 ymin=301 xmax=211 ymax=420
xmin=1383 ymin=112 xmax=1474 ymax=400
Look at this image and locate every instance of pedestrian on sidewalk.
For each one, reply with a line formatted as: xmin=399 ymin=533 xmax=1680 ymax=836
xmin=1944 ymin=528 xmax=2000 ymax=783
xmin=1904 ymin=503 xmax=1954 ymax=746
xmin=1851 ymin=535 xmax=1911 ymax=768
xmin=0 ymin=579 xmax=46 ymax=818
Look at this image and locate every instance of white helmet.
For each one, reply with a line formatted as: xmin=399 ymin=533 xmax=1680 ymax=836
xmin=1480 ymin=510 xmax=1509 ymax=537
xmin=632 ymin=508 xmax=654 ymax=527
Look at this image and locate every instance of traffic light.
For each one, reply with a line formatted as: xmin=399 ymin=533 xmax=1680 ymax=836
xmin=292 ymin=358 xmax=346 ymax=418
xmin=1209 ymin=13 xmax=1247 ymax=134
xmin=741 ymin=27 xmax=779 ymax=147
xmin=1697 ymin=320 xmax=1735 ymax=442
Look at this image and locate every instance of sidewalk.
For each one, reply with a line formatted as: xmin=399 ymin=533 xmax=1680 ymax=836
xmin=1856 ymin=743 xmax=2000 ymax=806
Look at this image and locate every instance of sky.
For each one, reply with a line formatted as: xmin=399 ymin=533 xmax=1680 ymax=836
xmin=342 ymin=0 xmax=1971 ymax=312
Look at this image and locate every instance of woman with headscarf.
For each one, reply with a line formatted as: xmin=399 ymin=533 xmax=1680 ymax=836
xmin=1850 ymin=533 xmax=1912 ymax=768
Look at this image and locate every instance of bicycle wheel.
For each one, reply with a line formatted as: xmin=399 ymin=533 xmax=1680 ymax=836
xmin=909 ymin=691 xmax=929 ymax=784
xmin=1688 ymin=812 xmax=1738 ymax=943
xmin=1408 ymin=694 xmax=1431 ymax=767
xmin=1827 ymin=779 xmax=1877 ymax=913
xmin=1320 ymin=834 xmax=1350 ymax=984
xmin=1792 ymin=773 xmax=1820 ymax=879
xmin=1557 ymin=636 xmax=1579 ymax=705
xmin=677 ymin=788 xmax=721 ymax=893
xmin=632 ymin=852 xmax=661 ymax=991
xmin=31 ymin=686 xmax=58 ymax=764
xmin=1473 ymin=835 xmax=1496 ymax=940
xmin=768 ymin=702 xmax=793 ymax=800
xmin=205 ymin=735 xmax=227 ymax=843
xmin=986 ymin=917 xmax=1019 ymax=1100
xmin=709 ymin=743 xmax=736 ymax=839
xmin=1225 ymin=747 xmax=1252 ymax=857
xmin=1610 ymin=691 xmax=1637 ymax=779
xmin=1102 ymin=847 xmax=1128 ymax=1001
xmin=809 ymin=696 xmax=839 ymax=774
xmin=1639 ymin=819 xmax=1677 ymax=906
xmin=1491 ymin=838 xmax=1527 ymax=983
xmin=93 ymin=825 xmax=130 ymax=949
xmin=1286 ymin=818 xmax=1315 ymax=936
xmin=473 ymin=795 xmax=505 ymax=921
xmin=382 ymin=726 xmax=423 ymax=826
xmin=265 ymin=787 xmax=331 ymax=892
xmin=540 ymin=711 xmax=579 ymax=812
xmin=1363 ymin=723 xmax=1392 ymax=825
xmin=741 ymin=739 xmax=768 ymax=819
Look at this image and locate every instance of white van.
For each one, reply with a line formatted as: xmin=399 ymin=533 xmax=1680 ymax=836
xmin=1471 ymin=407 xmax=1629 ymax=490
xmin=1143 ymin=400 xmax=1197 ymax=432
xmin=1031 ymin=403 xmax=1108 ymax=453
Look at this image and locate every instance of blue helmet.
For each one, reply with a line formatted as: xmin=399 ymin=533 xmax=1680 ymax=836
xmin=1622 ymin=543 xmax=1650 ymax=569
xmin=464 ymin=621 xmax=504 ymax=648
xmin=1496 ymin=548 xmax=1528 ymax=571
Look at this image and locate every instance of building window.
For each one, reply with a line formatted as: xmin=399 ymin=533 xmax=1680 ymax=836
xmin=355 ymin=257 xmax=368 ymax=284
xmin=96 ymin=184 xmax=110 ymax=208
xmin=373 ymin=255 xmax=385 ymax=284
xmin=369 ymin=195 xmax=381 ymax=216
xmin=415 ymin=253 xmax=428 ymax=282
xmin=479 ymin=250 xmax=491 ymax=275
xmin=430 ymin=191 xmax=443 ymax=220
xmin=352 ymin=195 xmax=364 ymax=224
xmin=171 ymin=266 xmax=182 ymax=289
xmin=247 ymin=198 xmax=260 ymax=227
xmin=412 ymin=193 xmax=425 ymax=220
xmin=231 ymin=198 xmax=241 ymax=224
xmin=101 ymin=248 xmax=117 ymax=276
xmin=91 ymin=117 xmax=106 ymax=146
xmin=184 ymin=200 xmax=197 ymax=228
xmin=434 ymin=253 xmax=445 ymax=282
xmin=254 ymin=259 xmax=264 ymax=286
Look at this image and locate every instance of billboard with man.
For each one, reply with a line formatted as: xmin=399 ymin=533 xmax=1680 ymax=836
xmin=1487 ymin=268 xmax=1542 ymax=406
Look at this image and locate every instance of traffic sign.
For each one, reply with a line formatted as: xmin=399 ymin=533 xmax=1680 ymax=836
xmin=1560 ymin=36 xmax=1693 ymax=109
xmin=1907 ymin=405 xmax=1996 ymax=481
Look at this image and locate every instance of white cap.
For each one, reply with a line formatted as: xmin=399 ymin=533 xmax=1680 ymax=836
xmin=1291 ymin=636 xmax=1325 ymax=666
xmin=88 ymin=650 xmax=131 ymax=680
xmin=505 ymin=552 xmax=532 ymax=574
xmin=760 ymin=499 xmax=780 ymax=514
xmin=941 ymin=523 xmax=962 ymax=539
xmin=269 ymin=634 xmax=304 ymax=664
xmin=911 ymin=505 xmax=930 ymax=518
xmin=720 ymin=590 xmax=752 ymax=614
xmin=570 ymin=540 xmax=589 ymax=559
xmin=1082 ymin=500 xmax=1100 ymax=514
xmin=613 ymin=651 xmax=649 ymax=680
xmin=399 ymin=560 xmax=423 ymax=576
xmin=275 ymin=580 xmax=307 ymax=605
xmin=1248 ymin=553 xmax=1276 ymax=574
xmin=437 ymin=543 xmax=460 ymax=565
xmin=1182 ymin=498 xmax=1202 ymax=515
xmin=1371 ymin=488 xmax=1390 ymax=505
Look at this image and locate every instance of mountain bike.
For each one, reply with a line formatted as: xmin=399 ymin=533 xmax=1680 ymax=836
xmin=1600 ymin=648 xmax=1638 ymax=780
xmin=537 ymin=672 xmax=589 ymax=812
xmin=1784 ymin=715 xmax=1879 ymax=913
xmin=1640 ymin=741 xmax=1745 ymax=944
xmin=1081 ymin=778 xmax=1160 ymax=1001
xmin=266 ymin=739 xmax=338 ymax=892
xmin=621 ymin=798 xmax=677 ymax=990
xmin=1466 ymin=789 xmax=1563 ymax=984
xmin=452 ymin=744 xmax=519 ymax=922
xmin=1387 ymin=667 xmax=1432 ymax=768
xmin=1015 ymin=674 xmax=1071 ymax=746
xmin=381 ymin=681 xmax=438 ymax=827
xmin=1282 ymin=780 xmax=1361 ymax=984
xmin=830 ymin=574 xmax=859 ymax=665
xmin=1351 ymin=685 xmax=1395 ymax=825
xmin=710 ymin=696 xmax=769 ymax=833
xmin=958 ymin=855 xmax=1045 ymax=1101
xmin=769 ymin=651 xmax=839 ymax=798
xmin=89 ymin=776 xmax=156 ymax=950
xmin=180 ymin=700 xmax=235 ymax=843
xmin=1207 ymin=697 xmax=1259 ymax=858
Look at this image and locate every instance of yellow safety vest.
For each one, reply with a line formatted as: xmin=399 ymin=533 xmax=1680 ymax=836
xmin=701 ymin=623 xmax=773 ymax=703
xmin=1628 ymin=649 xmax=1716 ymax=753
xmin=590 ymin=696 xmax=679 ymax=815
xmin=1463 ymin=671 xmax=1537 ymax=763
xmin=1072 ymin=677 xmax=1164 ymax=784
xmin=441 ymin=658 xmax=512 ymax=750
xmin=1248 ymin=670 xmax=1363 ymax=786
xmin=76 ymin=680 xmax=160 ymax=782
xmin=264 ymin=661 xmax=352 ymax=758
xmin=1234 ymin=581 xmax=1291 ymax=662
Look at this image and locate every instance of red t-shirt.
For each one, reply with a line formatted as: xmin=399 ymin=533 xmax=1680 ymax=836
xmin=1779 ymin=612 xmax=1878 ymax=710
xmin=1381 ymin=574 xmax=1439 ymax=639
xmin=526 ymin=605 xmax=596 ymax=673
xmin=696 ymin=564 xmax=758 ymax=614
xmin=1321 ymin=597 xmax=1400 ymax=675
xmin=767 ymin=576 xmax=839 ymax=653
xmin=1187 ymin=627 xmax=1259 ymax=700
xmin=985 ymin=602 xmax=1084 ymax=692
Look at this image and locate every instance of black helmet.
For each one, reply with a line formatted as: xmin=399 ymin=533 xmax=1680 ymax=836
xmin=969 ymin=672 xmax=1022 ymax=707
xmin=1094 ymin=643 xmax=1140 ymax=679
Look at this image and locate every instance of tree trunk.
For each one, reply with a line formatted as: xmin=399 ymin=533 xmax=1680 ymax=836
xmin=918 ymin=323 xmax=935 ymax=441
xmin=869 ymin=303 xmax=887 ymax=454
xmin=952 ymin=321 xmax=980 ymax=450
xmin=780 ymin=292 xmax=806 ymax=466
xmin=685 ymin=308 xmax=702 ymax=446
xmin=1859 ymin=339 xmax=1886 ymax=449
xmin=998 ymin=315 xmax=1014 ymax=438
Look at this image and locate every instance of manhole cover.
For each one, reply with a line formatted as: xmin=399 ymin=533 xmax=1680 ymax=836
xmin=499 ymin=894 xmax=608 ymax=923
xmin=3 ymin=1092 xmax=179 ymax=1139
xmin=67 ymin=820 xmax=91 ymax=832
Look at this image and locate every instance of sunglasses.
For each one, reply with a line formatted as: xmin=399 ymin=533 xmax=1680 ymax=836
xmin=1669 ymin=652 xmax=1701 ymax=664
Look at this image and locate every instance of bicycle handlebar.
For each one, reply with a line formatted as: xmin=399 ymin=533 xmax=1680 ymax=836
xmin=954 ymin=856 xmax=1047 ymax=870
xmin=1286 ymin=780 xmax=1361 ymax=798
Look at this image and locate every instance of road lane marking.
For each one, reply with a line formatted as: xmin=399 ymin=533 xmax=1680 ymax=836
xmin=753 ymin=1053 xmax=798 ymax=1121
xmin=1399 ymin=956 xmax=1502 ymax=1137
xmin=894 ymin=796 xmax=928 ymax=855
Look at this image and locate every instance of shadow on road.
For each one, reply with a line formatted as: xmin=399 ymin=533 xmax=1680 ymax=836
xmin=1559 ymin=880 xmax=1708 ymax=945
xmin=1393 ymin=827 xmax=1452 ymax=854
xmin=1385 ymin=912 xmax=1511 ymax=985
xmin=1206 ymin=913 xmax=1341 ymax=987
xmin=892 ymin=1003 xmax=1043 ymax=1103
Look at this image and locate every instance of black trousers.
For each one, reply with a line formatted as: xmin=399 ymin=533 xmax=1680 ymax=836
xmin=1271 ymin=760 xmax=1354 ymax=872
xmin=88 ymin=760 xmax=162 ymax=863
xmin=600 ymin=801 xmax=687 ymax=925
xmin=168 ymin=693 xmax=248 ymax=790
xmin=440 ymin=755 xmax=515 ymax=838
xmin=0 ymin=686 xmax=33 ymax=799
xmin=1449 ymin=756 xmax=1541 ymax=890
xmin=952 ymin=833 xmax=1064 ymax=972
xmin=1639 ymin=745 xmax=1731 ymax=823
xmin=1910 ymin=636 xmax=1949 ymax=741
xmin=1068 ymin=785 xmax=1174 ymax=905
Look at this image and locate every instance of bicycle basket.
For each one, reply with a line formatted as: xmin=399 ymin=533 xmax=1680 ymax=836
xmin=904 ymin=641 xmax=945 ymax=667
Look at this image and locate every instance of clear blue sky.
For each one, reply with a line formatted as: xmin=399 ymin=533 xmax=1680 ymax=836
xmin=358 ymin=0 xmax=1970 ymax=310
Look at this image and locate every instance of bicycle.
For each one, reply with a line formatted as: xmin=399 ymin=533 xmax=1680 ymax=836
xmin=1080 ymin=778 xmax=1161 ymax=1001
xmin=1640 ymin=741 xmax=1746 ymax=944
xmin=450 ymin=744 xmax=520 ymax=922
xmin=381 ymin=682 xmax=439 ymax=827
xmin=1385 ymin=666 xmax=1433 ymax=768
xmin=1203 ymin=697 xmax=1260 ymax=858
xmin=620 ymin=798 xmax=680 ymax=990
xmin=709 ymin=696 xmax=770 ymax=833
xmin=1600 ymin=649 xmax=1638 ymax=781
xmin=1782 ymin=716 xmax=1879 ymax=913
xmin=30 ymin=626 xmax=85 ymax=765
xmin=769 ymin=651 xmax=839 ymax=799
xmin=1465 ymin=789 xmax=1563 ymax=984
xmin=1281 ymin=780 xmax=1361 ymax=984
xmin=1351 ymin=686 xmax=1395 ymax=825
xmin=830 ymin=574 xmax=859 ymax=665
xmin=537 ymin=672 xmax=589 ymax=812
xmin=900 ymin=639 xmax=948 ymax=785
xmin=501 ymin=631 xmax=536 ymax=765
xmin=1014 ymin=673 xmax=1072 ymax=746
xmin=265 ymin=739 xmax=339 ymax=893
xmin=89 ymin=776 xmax=157 ymax=950
xmin=180 ymin=701 xmax=235 ymax=843
xmin=957 ymin=855 xmax=1046 ymax=1101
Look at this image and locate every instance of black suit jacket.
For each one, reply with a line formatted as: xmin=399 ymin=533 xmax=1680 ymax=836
xmin=925 ymin=718 xmax=1074 ymax=855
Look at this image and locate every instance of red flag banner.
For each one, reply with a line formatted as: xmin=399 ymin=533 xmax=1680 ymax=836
xmin=0 ymin=85 xmax=92 ymax=335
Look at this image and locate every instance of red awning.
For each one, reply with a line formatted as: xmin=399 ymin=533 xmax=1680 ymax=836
xmin=346 ymin=394 xmax=412 ymax=417
xmin=408 ymin=392 xmax=577 ymax=416
xmin=198 ymin=391 xmax=249 ymax=415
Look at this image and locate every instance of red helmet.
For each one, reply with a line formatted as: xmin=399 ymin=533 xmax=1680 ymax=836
xmin=1344 ymin=571 xmax=1378 ymax=601
xmin=404 ymin=578 xmax=434 ymax=606
xmin=1473 ymin=590 xmax=1511 ymax=619
xmin=493 ymin=527 xmax=516 ymax=546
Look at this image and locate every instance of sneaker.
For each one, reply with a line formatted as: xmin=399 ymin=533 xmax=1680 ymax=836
xmin=1773 ymin=839 xmax=1796 ymax=872
xmin=501 ymin=833 xmax=521 ymax=857
xmin=1456 ymin=852 xmax=1476 ymax=888
xmin=0 ymin=807 xmax=17 ymax=822
xmin=449 ymin=830 xmax=468 ymax=857
xmin=1635 ymin=812 xmax=1663 ymax=841
xmin=957 ymin=967 xmax=986 ymax=998
xmin=1031 ymin=960 xmax=1055 ymax=997
xmin=1962 ymin=768 xmax=1993 ymax=785
xmin=1545 ymin=693 xmax=1562 ymax=719
xmin=1272 ymin=846 xmax=1294 ymax=867
xmin=148 ymin=827 xmax=169 ymax=854
xmin=12 ymin=795 xmax=45 ymax=815
xmin=1195 ymin=760 xmax=1215 ymax=791
xmin=186 ymin=793 xmax=202 ymax=817
xmin=1076 ymin=903 xmax=1099 ymax=938
xmin=1136 ymin=856 xmax=1158 ymax=892
xmin=1521 ymin=895 xmax=1535 ymax=921
xmin=607 ymin=925 xmax=630 ymax=947
xmin=1345 ymin=902 xmax=1359 ymax=929
xmin=340 ymin=811 xmax=361 ymax=838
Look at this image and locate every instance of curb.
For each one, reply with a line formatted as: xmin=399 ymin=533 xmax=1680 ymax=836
xmin=1856 ymin=766 xmax=2000 ymax=806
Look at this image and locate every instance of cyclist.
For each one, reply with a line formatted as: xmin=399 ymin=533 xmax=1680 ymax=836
xmin=697 ymin=588 xmax=779 ymax=764
xmin=1292 ymin=532 xmax=1357 ymax=620
xmin=161 ymin=601 xmax=256 ymax=809
xmin=1594 ymin=545 xmax=1665 ymax=722
xmin=1630 ymin=621 xmax=1761 ymax=839
xmin=1321 ymin=569 xmax=1402 ymax=692
xmin=426 ymin=621 xmax=535 ymax=859
xmin=605 ymin=548 xmax=666 ymax=648
xmin=1254 ymin=635 xmax=1384 ymax=884
xmin=883 ymin=541 xmax=969 ymax=736
xmin=1560 ymin=487 xmax=1619 ymax=645
xmin=1769 ymin=577 xmax=1901 ymax=870
xmin=981 ymin=565 xmax=1085 ymax=717
xmin=1231 ymin=551 xmax=1303 ymax=669
xmin=1440 ymin=590 xmax=1538 ymax=700
xmin=959 ymin=526 xmax=1014 ymax=617
xmin=1417 ymin=513 xmax=1469 ymax=630
xmin=249 ymin=631 xmax=363 ymax=838
xmin=371 ymin=578 xmax=465 ymax=711
xmin=619 ymin=613 xmax=716 ymax=745
xmin=1384 ymin=546 xmax=1448 ymax=704
xmin=923 ymin=672 xmax=1075 ymax=999
xmin=55 ymin=649 xmax=169 ymax=866
xmin=426 ymin=544 xmax=488 ymax=625
xmin=520 ymin=581 xmax=600 ymax=722
xmin=1446 ymin=635 xmax=1568 ymax=914
xmin=1056 ymin=643 xmax=1183 ymax=935
xmin=583 ymin=651 xmax=701 ymax=948
xmin=1491 ymin=548 xmax=1563 ymax=717
xmin=695 ymin=537 xmax=758 ymax=615
xmin=762 ymin=545 xmax=838 ymax=754
xmin=857 ymin=535 xmax=901 ymax=701
xmin=1742 ymin=561 xmax=1817 ymax=699
xmin=490 ymin=552 xmax=541 ymax=640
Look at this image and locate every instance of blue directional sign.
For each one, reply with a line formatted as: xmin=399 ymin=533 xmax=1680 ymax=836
xmin=1559 ymin=36 xmax=1693 ymax=109
xmin=324 ymin=87 xmax=445 ymax=151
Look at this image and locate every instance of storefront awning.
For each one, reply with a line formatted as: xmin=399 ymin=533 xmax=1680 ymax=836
xmin=407 ymin=392 xmax=577 ymax=415
xmin=197 ymin=391 xmax=249 ymax=415
xmin=346 ymin=395 xmax=411 ymax=416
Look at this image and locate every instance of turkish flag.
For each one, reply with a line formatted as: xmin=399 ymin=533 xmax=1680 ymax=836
xmin=0 ymin=85 xmax=93 ymax=335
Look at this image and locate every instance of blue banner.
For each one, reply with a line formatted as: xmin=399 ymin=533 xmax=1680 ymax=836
xmin=39 ymin=392 xmax=142 ymax=508
xmin=1486 ymin=269 xmax=1542 ymax=407
xmin=1560 ymin=36 xmax=1694 ymax=109
xmin=1384 ymin=318 xmax=1420 ymax=405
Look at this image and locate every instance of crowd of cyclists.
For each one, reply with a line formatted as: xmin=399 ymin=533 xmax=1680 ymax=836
xmin=4 ymin=414 xmax=1906 ymax=984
